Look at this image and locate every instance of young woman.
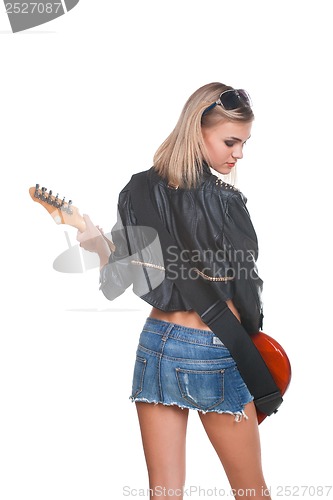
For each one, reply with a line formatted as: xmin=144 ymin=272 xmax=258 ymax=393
xmin=77 ymin=82 xmax=271 ymax=499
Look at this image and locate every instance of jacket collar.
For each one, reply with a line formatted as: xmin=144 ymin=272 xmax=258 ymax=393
xmin=201 ymin=161 xmax=213 ymax=180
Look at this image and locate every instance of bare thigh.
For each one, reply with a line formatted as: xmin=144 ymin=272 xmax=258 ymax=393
xmin=136 ymin=402 xmax=189 ymax=498
xmin=198 ymin=402 xmax=271 ymax=500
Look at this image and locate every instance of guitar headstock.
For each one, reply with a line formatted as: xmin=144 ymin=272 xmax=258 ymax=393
xmin=29 ymin=184 xmax=86 ymax=232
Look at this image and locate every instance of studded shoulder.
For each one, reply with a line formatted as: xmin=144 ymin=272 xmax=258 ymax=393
xmin=214 ymin=177 xmax=239 ymax=192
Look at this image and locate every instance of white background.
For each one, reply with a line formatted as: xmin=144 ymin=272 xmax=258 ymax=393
xmin=1 ymin=1 xmax=332 ymax=499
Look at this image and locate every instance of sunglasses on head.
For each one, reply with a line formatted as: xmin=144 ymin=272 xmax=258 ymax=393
xmin=203 ymin=89 xmax=252 ymax=115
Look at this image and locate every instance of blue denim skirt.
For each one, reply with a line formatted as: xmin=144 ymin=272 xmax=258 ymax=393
xmin=130 ymin=318 xmax=253 ymax=419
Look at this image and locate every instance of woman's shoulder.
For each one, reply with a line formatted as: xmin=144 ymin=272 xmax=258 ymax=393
xmin=200 ymin=173 xmax=248 ymax=208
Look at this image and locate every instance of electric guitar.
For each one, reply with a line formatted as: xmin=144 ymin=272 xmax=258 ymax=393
xmin=251 ymin=331 xmax=291 ymax=423
xmin=29 ymin=184 xmax=292 ymax=424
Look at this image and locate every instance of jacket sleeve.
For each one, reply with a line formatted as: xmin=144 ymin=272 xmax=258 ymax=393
xmin=99 ymin=201 xmax=134 ymax=301
xmin=222 ymin=191 xmax=264 ymax=334
xmin=99 ymin=187 xmax=166 ymax=301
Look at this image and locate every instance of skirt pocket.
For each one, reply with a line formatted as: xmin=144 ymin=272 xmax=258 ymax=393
xmin=175 ymin=367 xmax=225 ymax=411
xmin=131 ymin=355 xmax=147 ymax=398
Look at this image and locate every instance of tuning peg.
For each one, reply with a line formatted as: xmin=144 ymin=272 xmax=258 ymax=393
xmin=61 ymin=199 xmax=73 ymax=214
xmin=52 ymin=193 xmax=59 ymax=207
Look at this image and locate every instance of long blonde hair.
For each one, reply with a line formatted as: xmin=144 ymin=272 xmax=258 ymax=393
xmin=153 ymin=82 xmax=254 ymax=189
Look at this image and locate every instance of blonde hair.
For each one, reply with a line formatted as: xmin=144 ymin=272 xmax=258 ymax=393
xmin=153 ymin=82 xmax=254 ymax=189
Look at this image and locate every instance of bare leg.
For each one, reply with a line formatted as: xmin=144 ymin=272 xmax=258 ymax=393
xmin=198 ymin=402 xmax=271 ymax=500
xmin=136 ymin=402 xmax=189 ymax=499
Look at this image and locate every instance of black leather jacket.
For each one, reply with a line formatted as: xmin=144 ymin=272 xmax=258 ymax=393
xmin=100 ymin=165 xmax=264 ymax=334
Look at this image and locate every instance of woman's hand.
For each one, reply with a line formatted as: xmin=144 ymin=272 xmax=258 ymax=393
xmin=76 ymin=214 xmax=111 ymax=268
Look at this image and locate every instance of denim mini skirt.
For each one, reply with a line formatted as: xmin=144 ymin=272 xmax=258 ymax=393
xmin=130 ymin=318 xmax=254 ymax=420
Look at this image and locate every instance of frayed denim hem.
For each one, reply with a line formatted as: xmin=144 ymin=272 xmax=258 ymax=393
xmin=129 ymin=396 xmax=250 ymax=422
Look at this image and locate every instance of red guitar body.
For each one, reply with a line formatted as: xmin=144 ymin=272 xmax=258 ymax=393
xmin=251 ymin=331 xmax=292 ymax=424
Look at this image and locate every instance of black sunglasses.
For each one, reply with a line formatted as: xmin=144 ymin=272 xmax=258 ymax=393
xmin=203 ymin=89 xmax=252 ymax=115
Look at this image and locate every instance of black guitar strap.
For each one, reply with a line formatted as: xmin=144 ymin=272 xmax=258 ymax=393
xmin=129 ymin=170 xmax=283 ymax=417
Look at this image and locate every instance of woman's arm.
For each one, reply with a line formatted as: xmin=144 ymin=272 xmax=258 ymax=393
xmin=76 ymin=214 xmax=113 ymax=269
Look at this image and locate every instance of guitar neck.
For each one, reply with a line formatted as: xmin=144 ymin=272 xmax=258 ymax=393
xmin=29 ymin=184 xmax=115 ymax=252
